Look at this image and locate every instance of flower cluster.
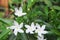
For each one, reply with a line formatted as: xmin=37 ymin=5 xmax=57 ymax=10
xmin=7 ymin=7 xmax=48 ymax=40
xmin=7 ymin=21 xmax=48 ymax=36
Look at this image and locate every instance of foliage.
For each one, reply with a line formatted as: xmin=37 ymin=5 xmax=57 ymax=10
xmin=0 ymin=0 xmax=60 ymax=40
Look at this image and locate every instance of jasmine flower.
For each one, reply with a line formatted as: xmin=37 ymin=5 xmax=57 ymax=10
xmin=25 ymin=22 xmax=36 ymax=34
xmin=35 ymin=23 xmax=48 ymax=37
xmin=14 ymin=7 xmax=26 ymax=17
xmin=7 ymin=21 xmax=24 ymax=35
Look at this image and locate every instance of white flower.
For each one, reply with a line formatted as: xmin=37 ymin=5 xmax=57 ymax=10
xmin=14 ymin=7 xmax=26 ymax=17
xmin=35 ymin=23 xmax=48 ymax=37
xmin=25 ymin=22 xmax=36 ymax=34
xmin=7 ymin=21 xmax=24 ymax=35
xmin=37 ymin=35 xmax=46 ymax=40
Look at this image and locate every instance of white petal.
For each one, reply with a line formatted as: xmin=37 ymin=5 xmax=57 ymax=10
xmin=30 ymin=31 xmax=34 ymax=34
xmin=31 ymin=22 xmax=34 ymax=27
xmin=13 ymin=29 xmax=18 ymax=36
xmin=15 ymin=7 xmax=19 ymax=12
xmin=36 ymin=23 xmax=40 ymax=29
xmin=37 ymin=35 xmax=46 ymax=40
xmin=26 ymin=29 xmax=30 ymax=33
xmin=18 ymin=29 xmax=24 ymax=33
xmin=15 ymin=10 xmax=19 ymax=16
xmin=19 ymin=22 xmax=23 ymax=28
xmin=38 ymin=32 xmax=42 ymax=37
xmin=14 ymin=21 xmax=19 ymax=26
xmin=32 ymin=27 xmax=36 ymax=30
xmin=35 ymin=29 xmax=38 ymax=33
xmin=37 ymin=36 xmax=43 ymax=40
xmin=44 ymin=39 xmax=46 ymax=40
xmin=41 ymin=25 xmax=46 ymax=30
xmin=37 ymin=36 xmax=40 ymax=40
xmin=17 ymin=13 xmax=26 ymax=17
xmin=19 ymin=7 xmax=22 ymax=13
xmin=22 ymin=13 xmax=26 ymax=15
xmin=9 ymin=26 xmax=16 ymax=29
xmin=25 ymin=25 xmax=30 ymax=28
xmin=42 ymin=31 xmax=48 ymax=34
xmin=17 ymin=13 xmax=22 ymax=17
xmin=20 ymin=13 xmax=26 ymax=16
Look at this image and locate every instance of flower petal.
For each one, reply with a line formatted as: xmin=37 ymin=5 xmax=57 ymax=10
xmin=13 ymin=29 xmax=18 ymax=36
xmin=25 ymin=25 xmax=30 ymax=28
xmin=22 ymin=13 xmax=26 ymax=15
xmin=38 ymin=32 xmax=42 ymax=37
xmin=37 ymin=35 xmax=46 ymax=40
xmin=9 ymin=26 xmax=16 ymax=29
xmin=18 ymin=29 xmax=24 ymax=33
xmin=41 ymin=25 xmax=46 ymax=30
xmin=36 ymin=23 xmax=41 ymax=29
xmin=31 ymin=22 xmax=35 ymax=27
xmin=14 ymin=21 xmax=19 ymax=26
xmin=15 ymin=12 xmax=20 ymax=16
xmin=42 ymin=31 xmax=48 ymax=34
xmin=19 ymin=22 xmax=23 ymax=28
xmin=19 ymin=7 xmax=22 ymax=13
xmin=30 ymin=31 xmax=34 ymax=34
xmin=44 ymin=39 xmax=46 ymax=40
xmin=15 ymin=7 xmax=19 ymax=12
xmin=20 ymin=13 xmax=26 ymax=16
xmin=35 ymin=29 xmax=38 ymax=33
xmin=26 ymin=29 xmax=30 ymax=33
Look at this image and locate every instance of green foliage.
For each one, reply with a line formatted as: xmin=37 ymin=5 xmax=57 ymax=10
xmin=0 ymin=0 xmax=60 ymax=40
xmin=0 ymin=18 xmax=13 ymax=40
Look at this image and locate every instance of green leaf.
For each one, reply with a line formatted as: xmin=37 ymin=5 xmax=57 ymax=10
xmin=53 ymin=6 xmax=60 ymax=10
xmin=27 ymin=0 xmax=37 ymax=8
xmin=51 ymin=29 xmax=60 ymax=36
xmin=44 ymin=6 xmax=49 ymax=16
xmin=0 ymin=18 xmax=13 ymax=26
xmin=57 ymin=37 xmax=60 ymax=40
xmin=44 ymin=0 xmax=52 ymax=7
xmin=0 ymin=29 xmax=10 ymax=39
xmin=16 ymin=33 xmax=28 ymax=40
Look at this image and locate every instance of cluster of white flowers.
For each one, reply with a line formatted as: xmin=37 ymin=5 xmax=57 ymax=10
xmin=7 ymin=21 xmax=48 ymax=36
xmin=7 ymin=7 xmax=48 ymax=40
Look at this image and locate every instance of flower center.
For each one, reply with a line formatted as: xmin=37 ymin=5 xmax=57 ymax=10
xmin=29 ymin=27 xmax=33 ymax=30
xmin=16 ymin=27 xmax=19 ymax=29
